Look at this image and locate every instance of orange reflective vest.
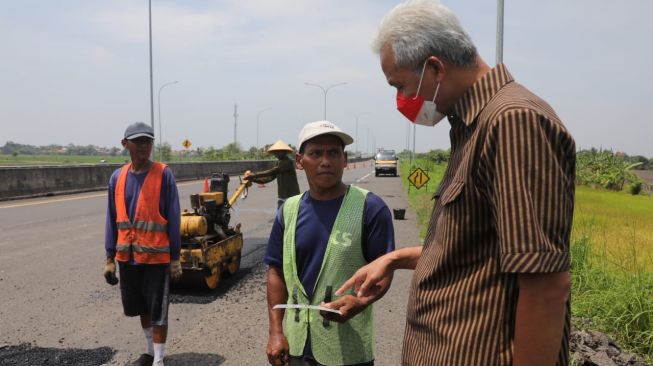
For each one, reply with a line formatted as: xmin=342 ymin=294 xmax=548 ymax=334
xmin=115 ymin=162 xmax=170 ymax=264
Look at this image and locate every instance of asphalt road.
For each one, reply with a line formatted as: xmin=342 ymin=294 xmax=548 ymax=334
xmin=0 ymin=161 xmax=420 ymax=366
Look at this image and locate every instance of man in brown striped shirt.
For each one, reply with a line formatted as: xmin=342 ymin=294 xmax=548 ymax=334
xmin=332 ymin=1 xmax=575 ymax=365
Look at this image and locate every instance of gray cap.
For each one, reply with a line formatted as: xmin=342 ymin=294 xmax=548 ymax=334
xmin=124 ymin=122 xmax=154 ymax=140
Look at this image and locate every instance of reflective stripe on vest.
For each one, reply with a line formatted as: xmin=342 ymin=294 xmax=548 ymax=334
xmin=281 ymin=186 xmax=374 ymax=365
xmin=114 ymin=162 xmax=171 ymax=264
xmin=116 ymin=220 xmax=168 ymax=232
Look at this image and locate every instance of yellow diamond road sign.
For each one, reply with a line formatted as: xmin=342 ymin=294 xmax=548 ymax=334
xmin=182 ymin=139 xmax=192 ymax=149
xmin=408 ymin=167 xmax=430 ymax=189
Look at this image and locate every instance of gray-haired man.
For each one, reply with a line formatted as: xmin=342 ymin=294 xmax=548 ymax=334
xmin=334 ymin=1 xmax=575 ymax=365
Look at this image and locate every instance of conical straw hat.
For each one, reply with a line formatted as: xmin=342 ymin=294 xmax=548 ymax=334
xmin=267 ymin=140 xmax=293 ymax=153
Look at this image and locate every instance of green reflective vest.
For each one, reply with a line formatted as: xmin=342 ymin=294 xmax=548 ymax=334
xmin=282 ymin=186 xmax=374 ymax=366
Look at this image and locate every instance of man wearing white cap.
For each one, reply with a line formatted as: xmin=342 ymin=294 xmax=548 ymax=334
xmin=245 ymin=140 xmax=300 ymax=209
xmin=265 ymin=121 xmax=395 ymax=366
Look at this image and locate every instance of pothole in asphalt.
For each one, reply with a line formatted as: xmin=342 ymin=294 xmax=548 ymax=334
xmin=0 ymin=343 xmax=114 ymax=366
xmin=170 ymin=264 xmax=264 ymax=305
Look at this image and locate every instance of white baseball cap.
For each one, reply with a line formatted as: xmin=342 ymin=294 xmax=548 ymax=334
xmin=297 ymin=120 xmax=353 ymax=151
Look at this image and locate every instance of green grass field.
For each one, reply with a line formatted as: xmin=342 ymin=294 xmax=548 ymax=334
xmin=573 ymin=186 xmax=653 ymax=271
xmin=400 ymin=158 xmax=653 ymax=362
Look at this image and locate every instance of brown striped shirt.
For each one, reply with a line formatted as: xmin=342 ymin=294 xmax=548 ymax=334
xmin=402 ymin=64 xmax=575 ymax=365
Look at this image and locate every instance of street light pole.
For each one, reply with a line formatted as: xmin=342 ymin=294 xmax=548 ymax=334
xmin=304 ymin=82 xmax=347 ymax=120
xmin=256 ymin=107 xmax=272 ymax=159
xmin=148 ymin=0 xmax=154 ymax=131
xmin=354 ymin=113 xmax=369 ymax=154
xmin=157 ymin=80 xmax=178 ymax=162
xmin=366 ymin=126 xmax=370 ymax=154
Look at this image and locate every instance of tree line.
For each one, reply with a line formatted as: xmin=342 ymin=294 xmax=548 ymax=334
xmin=1 ymin=141 xmax=125 ymax=156
xmin=0 ymin=141 xmax=287 ymax=161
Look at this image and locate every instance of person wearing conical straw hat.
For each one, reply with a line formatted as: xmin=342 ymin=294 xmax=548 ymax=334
xmin=244 ymin=140 xmax=300 ymax=209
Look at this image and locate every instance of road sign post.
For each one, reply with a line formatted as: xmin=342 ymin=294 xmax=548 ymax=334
xmin=408 ymin=167 xmax=430 ymax=190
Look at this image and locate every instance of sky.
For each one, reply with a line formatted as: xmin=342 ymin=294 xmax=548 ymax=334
xmin=1 ymin=0 xmax=651 ymax=156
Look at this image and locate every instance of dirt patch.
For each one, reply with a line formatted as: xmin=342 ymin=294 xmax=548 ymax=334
xmin=570 ymin=329 xmax=649 ymax=365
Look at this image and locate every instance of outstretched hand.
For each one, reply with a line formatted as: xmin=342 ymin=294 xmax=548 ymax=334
xmin=321 ymin=295 xmax=370 ymax=323
xmin=335 ymin=256 xmax=394 ymax=303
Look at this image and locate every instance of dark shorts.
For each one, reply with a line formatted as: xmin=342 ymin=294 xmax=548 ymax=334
xmin=118 ymin=262 xmax=170 ymax=326
xmin=289 ymin=357 xmax=374 ymax=366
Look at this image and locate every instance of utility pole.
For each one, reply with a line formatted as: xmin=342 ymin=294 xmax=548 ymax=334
xmin=496 ymin=0 xmax=504 ymax=65
xmin=412 ymin=123 xmax=416 ymax=167
xmin=406 ymin=121 xmax=410 ymax=152
xmin=233 ymin=104 xmax=238 ymax=145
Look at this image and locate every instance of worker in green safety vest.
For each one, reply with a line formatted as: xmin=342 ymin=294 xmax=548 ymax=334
xmin=265 ymin=120 xmax=396 ymax=366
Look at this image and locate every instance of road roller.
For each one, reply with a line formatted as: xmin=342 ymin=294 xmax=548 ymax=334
xmin=177 ymin=172 xmax=251 ymax=290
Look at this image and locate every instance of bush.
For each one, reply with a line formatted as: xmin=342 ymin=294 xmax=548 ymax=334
xmin=576 ymin=149 xmax=642 ymax=191
xmin=629 ymin=182 xmax=643 ymax=195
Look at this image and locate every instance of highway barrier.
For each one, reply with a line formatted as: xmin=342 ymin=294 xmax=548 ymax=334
xmin=0 ymin=157 xmax=370 ymax=201
xmin=0 ymin=161 xmax=275 ymax=201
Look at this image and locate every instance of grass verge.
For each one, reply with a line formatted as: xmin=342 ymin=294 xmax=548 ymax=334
xmin=399 ymin=158 xmax=446 ymax=239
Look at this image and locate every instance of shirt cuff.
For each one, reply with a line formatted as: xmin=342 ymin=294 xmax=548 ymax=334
xmin=264 ymin=256 xmax=282 ymax=268
xmin=500 ymin=251 xmax=570 ymax=273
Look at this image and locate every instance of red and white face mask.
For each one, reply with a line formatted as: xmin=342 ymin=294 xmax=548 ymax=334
xmin=396 ymin=61 xmax=446 ymax=126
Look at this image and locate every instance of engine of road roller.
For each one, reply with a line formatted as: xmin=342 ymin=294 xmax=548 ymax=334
xmin=178 ymin=173 xmax=244 ymax=289
xmin=181 ymin=174 xmax=234 ymax=240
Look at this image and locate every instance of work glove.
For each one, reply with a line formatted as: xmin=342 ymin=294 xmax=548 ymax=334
xmin=103 ymin=257 xmax=119 ymax=286
xmin=242 ymin=170 xmax=253 ymax=184
xmin=170 ymin=260 xmax=182 ymax=281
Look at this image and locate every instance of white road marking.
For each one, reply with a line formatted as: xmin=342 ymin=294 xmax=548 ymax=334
xmin=356 ymin=171 xmax=374 ymax=182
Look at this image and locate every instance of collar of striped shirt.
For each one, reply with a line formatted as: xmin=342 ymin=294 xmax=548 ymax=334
xmin=449 ymin=63 xmax=514 ymax=126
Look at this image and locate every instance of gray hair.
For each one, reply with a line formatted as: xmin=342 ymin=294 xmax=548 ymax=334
xmin=372 ymin=0 xmax=478 ymax=71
